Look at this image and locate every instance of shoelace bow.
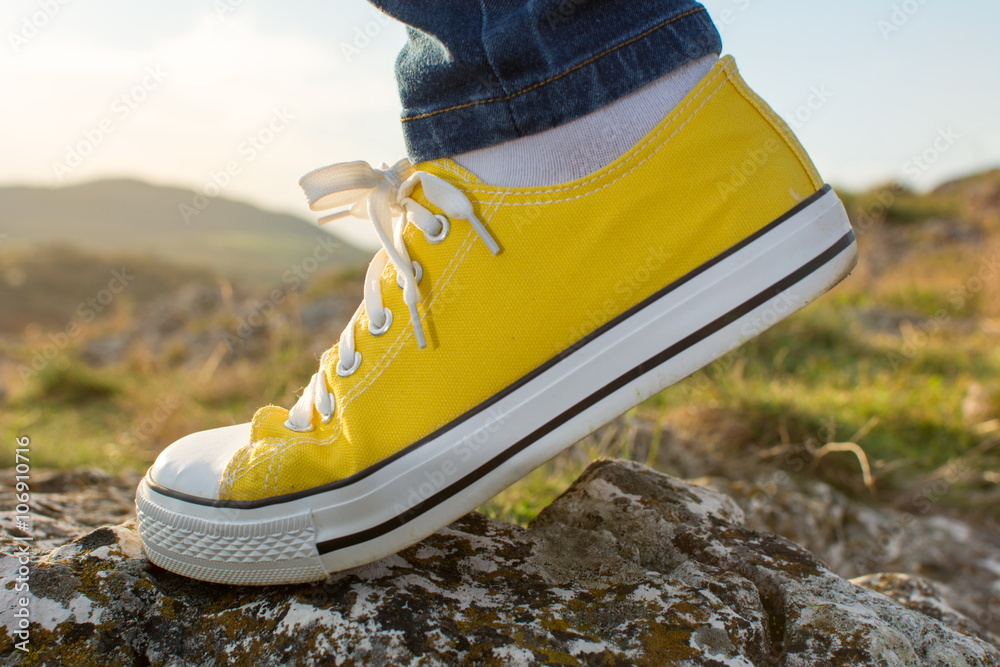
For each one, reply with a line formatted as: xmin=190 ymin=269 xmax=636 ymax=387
xmin=284 ymin=159 xmax=500 ymax=432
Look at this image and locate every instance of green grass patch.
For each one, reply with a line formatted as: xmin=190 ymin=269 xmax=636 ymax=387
xmin=6 ymin=176 xmax=1000 ymax=525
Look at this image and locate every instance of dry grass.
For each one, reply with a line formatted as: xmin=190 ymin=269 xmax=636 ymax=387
xmin=2 ymin=178 xmax=999 ymax=522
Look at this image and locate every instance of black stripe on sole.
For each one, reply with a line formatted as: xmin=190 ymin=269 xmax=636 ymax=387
xmin=316 ymin=228 xmax=856 ymax=555
xmin=148 ymin=185 xmax=835 ymax=510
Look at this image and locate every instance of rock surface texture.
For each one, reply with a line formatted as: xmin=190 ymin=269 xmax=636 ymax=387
xmin=2 ymin=460 xmax=998 ymax=666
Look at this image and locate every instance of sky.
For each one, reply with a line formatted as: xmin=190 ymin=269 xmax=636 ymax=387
xmin=2 ymin=0 xmax=998 ymax=248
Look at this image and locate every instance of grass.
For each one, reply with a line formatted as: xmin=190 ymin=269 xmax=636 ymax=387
xmin=1 ymin=343 xmax=324 ymax=473
xmin=482 ymin=299 xmax=1000 ymax=523
xmin=2 ymin=179 xmax=999 ymax=524
xmin=485 ymin=182 xmax=1000 ymax=523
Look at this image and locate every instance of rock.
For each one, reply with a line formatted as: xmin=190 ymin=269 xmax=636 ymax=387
xmin=852 ymin=573 xmax=1000 ymax=647
xmin=0 ymin=468 xmax=140 ymax=553
xmin=624 ymin=409 xmax=1000 ymax=639
xmin=80 ymin=335 xmax=130 ymax=368
xmin=2 ymin=460 xmax=997 ymax=666
xmin=700 ymin=475 xmax=1000 ymax=640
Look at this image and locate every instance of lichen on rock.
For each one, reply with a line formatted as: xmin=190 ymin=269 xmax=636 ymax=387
xmin=2 ymin=460 xmax=997 ymax=666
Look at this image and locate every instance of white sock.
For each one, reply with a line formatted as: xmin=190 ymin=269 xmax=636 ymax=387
xmin=453 ymin=54 xmax=718 ymax=187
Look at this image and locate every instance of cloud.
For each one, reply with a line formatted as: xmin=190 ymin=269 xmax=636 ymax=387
xmin=0 ymin=8 xmax=405 ymax=243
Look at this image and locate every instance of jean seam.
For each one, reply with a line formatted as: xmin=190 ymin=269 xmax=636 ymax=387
xmin=401 ymin=6 xmax=707 ymax=124
xmin=476 ymin=0 xmax=522 ymax=136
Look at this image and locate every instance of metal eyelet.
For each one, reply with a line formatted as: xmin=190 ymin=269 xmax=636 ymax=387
xmin=283 ymin=419 xmax=314 ymax=433
xmin=368 ymin=308 xmax=393 ymax=336
xmin=425 ymin=215 xmax=450 ymax=244
xmin=336 ymin=351 xmax=362 ymax=377
xmin=319 ymin=393 xmax=336 ymax=423
xmin=396 ymin=261 xmax=423 ymax=288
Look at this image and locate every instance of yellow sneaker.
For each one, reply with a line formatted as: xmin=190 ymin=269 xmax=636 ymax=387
xmin=136 ymin=56 xmax=857 ymax=585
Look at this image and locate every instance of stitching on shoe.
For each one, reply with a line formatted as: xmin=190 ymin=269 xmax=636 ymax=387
xmin=400 ymin=8 xmax=707 ymax=123
xmin=217 ymin=67 xmax=724 ymax=499
xmin=221 ymin=190 xmax=509 ymax=499
xmin=223 ymin=67 xmax=719 ymax=494
xmin=220 ymin=61 xmax=784 ymax=499
xmin=342 ymin=233 xmax=475 ymax=403
xmin=342 ymin=187 xmax=508 ymax=405
xmin=262 ymin=440 xmax=283 ymax=496
xmin=478 ymin=73 xmax=726 ymax=206
xmin=436 ymin=160 xmax=481 ymax=183
xmin=222 ymin=407 xmax=313 ymax=498
xmin=454 ymin=60 xmax=730 ymax=199
xmin=223 ymin=65 xmax=731 ymax=495
xmin=726 ymin=73 xmax=823 ymax=191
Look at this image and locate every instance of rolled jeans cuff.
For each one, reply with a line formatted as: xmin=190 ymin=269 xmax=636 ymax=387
xmin=394 ymin=4 xmax=721 ymax=161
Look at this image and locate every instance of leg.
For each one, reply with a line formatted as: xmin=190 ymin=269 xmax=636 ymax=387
xmin=369 ymin=0 xmax=722 ymax=162
xmin=137 ymin=2 xmax=858 ymax=586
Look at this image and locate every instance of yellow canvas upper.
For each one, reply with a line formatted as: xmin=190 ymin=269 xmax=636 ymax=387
xmin=219 ymin=56 xmax=823 ymax=501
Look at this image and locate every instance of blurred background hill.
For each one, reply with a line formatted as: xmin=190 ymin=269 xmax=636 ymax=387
xmin=0 ymin=169 xmax=998 ymax=524
xmin=0 ymin=179 xmax=366 ymax=295
xmin=0 ymin=179 xmax=366 ymax=339
xmin=2 ymin=1 xmax=998 ymax=639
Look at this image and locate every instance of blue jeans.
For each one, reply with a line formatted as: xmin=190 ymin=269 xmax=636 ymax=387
xmin=368 ymin=1 xmax=722 ymax=161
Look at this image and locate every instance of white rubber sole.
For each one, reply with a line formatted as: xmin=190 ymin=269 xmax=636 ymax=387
xmin=136 ymin=186 xmax=858 ymax=585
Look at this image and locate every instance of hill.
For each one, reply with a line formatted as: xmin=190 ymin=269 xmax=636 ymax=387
xmin=0 ymin=179 xmax=367 ymax=287
xmin=932 ymin=169 xmax=1000 ymax=228
xmin=0 ymin=244 xmax=221 ymax=334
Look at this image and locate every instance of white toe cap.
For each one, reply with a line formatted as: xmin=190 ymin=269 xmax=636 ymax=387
xmin=148 ymin=423 xmax=252 ymax=499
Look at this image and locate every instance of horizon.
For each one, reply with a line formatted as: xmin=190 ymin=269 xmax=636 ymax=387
xmin=3 ymin=1 xmax=998 ymax=248
xmin=1 ymin=164 xmax=995 ymax=254
xmin=2 ymin=163 xmax=995 ymax=208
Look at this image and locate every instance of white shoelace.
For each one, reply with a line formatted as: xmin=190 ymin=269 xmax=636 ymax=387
xmin=284 ymin=159 xmax=500 ymax=432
